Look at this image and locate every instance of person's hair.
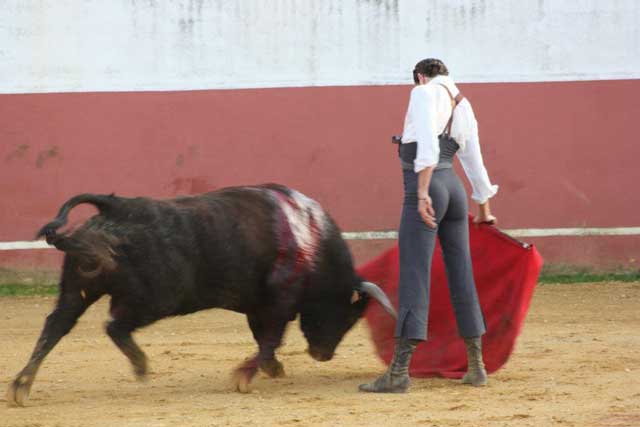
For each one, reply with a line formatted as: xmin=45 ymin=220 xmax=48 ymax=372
xmin=413 ymin=58 xmax=449 ymax=83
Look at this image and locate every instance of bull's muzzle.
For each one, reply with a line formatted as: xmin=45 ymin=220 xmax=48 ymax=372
xmin=307 ymin=346 xmax=334 ymax=362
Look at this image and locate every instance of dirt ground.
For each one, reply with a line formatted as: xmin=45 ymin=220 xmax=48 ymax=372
xmin=1 ymin=282 xmax=639 ymax=427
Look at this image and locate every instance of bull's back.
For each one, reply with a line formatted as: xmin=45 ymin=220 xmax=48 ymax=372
xmin=79 ymin=189 xmax=280 ymax=315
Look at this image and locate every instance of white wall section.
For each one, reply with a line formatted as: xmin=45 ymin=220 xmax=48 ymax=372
xmin=1 ymin=0 xmax=639 ymax=93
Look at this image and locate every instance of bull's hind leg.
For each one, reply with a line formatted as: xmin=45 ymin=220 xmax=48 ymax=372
xmin=7 ymin=291 xmax=98 ymax=406
xmin=105 ymin=318 xmax=149 ymax=380
xmin=233 ymin=312 xmax=288 ymax=393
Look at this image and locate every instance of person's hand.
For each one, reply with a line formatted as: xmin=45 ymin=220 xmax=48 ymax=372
xmin=473 ymin=212 xmax=497 ymax=225
xmin=418 ymin=196 xmax=437 ymax=228
xmin=474 ymin=201 xmax=497 ymax=225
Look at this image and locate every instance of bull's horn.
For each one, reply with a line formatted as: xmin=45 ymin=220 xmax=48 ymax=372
xmin=359 ymin=281 xmax=397 ymax=319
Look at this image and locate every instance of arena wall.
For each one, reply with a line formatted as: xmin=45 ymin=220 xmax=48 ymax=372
xmin=1 ymin=1 xmax=639 ymax=270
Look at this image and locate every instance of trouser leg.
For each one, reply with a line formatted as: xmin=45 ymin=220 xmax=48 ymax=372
xmin=395 ymin=170 xmax=444 ymax=341
xmin=438 ymin=171 xmax=488 ymax=384
xmin=438 ymin=217 xmax=486 ymax=338
xmin=437 ymin=174 xmax=486 ymax=338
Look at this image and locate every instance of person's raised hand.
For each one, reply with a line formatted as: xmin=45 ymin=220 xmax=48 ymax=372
xmin=473 ymin=212 xmax=497 ymax=225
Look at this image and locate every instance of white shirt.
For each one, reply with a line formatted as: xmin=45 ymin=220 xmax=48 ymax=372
xmin=401 ymin=75 xmax=499 ymax=204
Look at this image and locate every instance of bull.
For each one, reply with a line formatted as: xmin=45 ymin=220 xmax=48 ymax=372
xmin=6 ymin=184 xmax=395 ymax=406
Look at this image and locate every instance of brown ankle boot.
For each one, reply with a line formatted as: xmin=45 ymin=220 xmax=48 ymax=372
xmin=462 ymin=337 xmax=487 ymax=386
xmin=359 ymin=338 xmax=419 ymax=393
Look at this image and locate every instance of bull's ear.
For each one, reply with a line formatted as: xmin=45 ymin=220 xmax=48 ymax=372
xmin=350 ymin=290 xmax=362 ymax=304
xmin=358 ymin=281 xmax=397 ymax=319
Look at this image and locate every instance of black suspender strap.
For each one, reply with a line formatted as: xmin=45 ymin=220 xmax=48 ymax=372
xmin=438 ymin=84 xmax=465 ymax=136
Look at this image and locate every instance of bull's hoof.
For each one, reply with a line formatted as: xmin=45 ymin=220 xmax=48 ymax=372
xmin=134 ymin=371 xmax=148 ymax=382
xmin=232 ymin=371 xmax=251 ymax=393
xmin=6 ymin=375 xmax=33 ymax=407
xmin=232 ymin=367 xmax=256 ymax=394
xmin=129 ymin=351 xmax=148 ymax=381
xmin=260 ymin=359 xmax=285 ymax=378
xmin=133 ymin=360 xmax=148 ymax=381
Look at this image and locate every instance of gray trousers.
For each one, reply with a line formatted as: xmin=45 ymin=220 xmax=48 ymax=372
xmin=395 ymin=167 xmax=486 ymax=341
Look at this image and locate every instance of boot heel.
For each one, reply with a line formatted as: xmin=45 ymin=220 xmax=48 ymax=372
xmin=359 ymin=338 xmax=418 ymax=393
xmin=463 ymin=337 xmax=488 ymax=386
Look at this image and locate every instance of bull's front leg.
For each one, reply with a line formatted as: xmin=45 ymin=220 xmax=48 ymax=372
xmin=233 ymin=312 xmax=288 ymax=393
xmin=7 ymin=291 xmax=97 ymax=406
xmin=249 ymin=312 xmax=288 ymax=378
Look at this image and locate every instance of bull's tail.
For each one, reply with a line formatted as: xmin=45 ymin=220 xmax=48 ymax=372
xmin=35 ymin=194 xmax=118 ymax=242
xmin=36 ymin=194 xmax=121 ymax=277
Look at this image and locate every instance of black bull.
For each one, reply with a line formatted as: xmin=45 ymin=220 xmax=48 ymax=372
xmin=7 ymin=184 xmax=396 ymax=406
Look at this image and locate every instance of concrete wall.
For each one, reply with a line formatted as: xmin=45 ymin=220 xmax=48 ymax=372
xmin=2 ymin=0 xmax=639 ymax=93
xmin=1 ymin=0 xmax=639 ymax=270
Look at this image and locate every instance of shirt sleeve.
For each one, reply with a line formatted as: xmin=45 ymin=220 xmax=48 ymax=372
xmin=456 ymin=104 xmax=499 ymax=203
xmin=409 ymin=86 xmax=440 ymax=173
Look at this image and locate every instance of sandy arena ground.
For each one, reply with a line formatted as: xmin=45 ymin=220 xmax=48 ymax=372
xmin=1 ymin=282 xmax=639 ymax=427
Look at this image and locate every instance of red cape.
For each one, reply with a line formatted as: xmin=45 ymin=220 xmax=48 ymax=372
xmin=356 ymin=216 xmax=543 ymax=378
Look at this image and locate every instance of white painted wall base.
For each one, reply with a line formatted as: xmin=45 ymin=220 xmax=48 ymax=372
xmin=2 ymin=227 xmax=639 ymax=251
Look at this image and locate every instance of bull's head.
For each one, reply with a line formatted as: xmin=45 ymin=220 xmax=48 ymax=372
xmin=300 ymin=281 xmax=396 ymax=361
